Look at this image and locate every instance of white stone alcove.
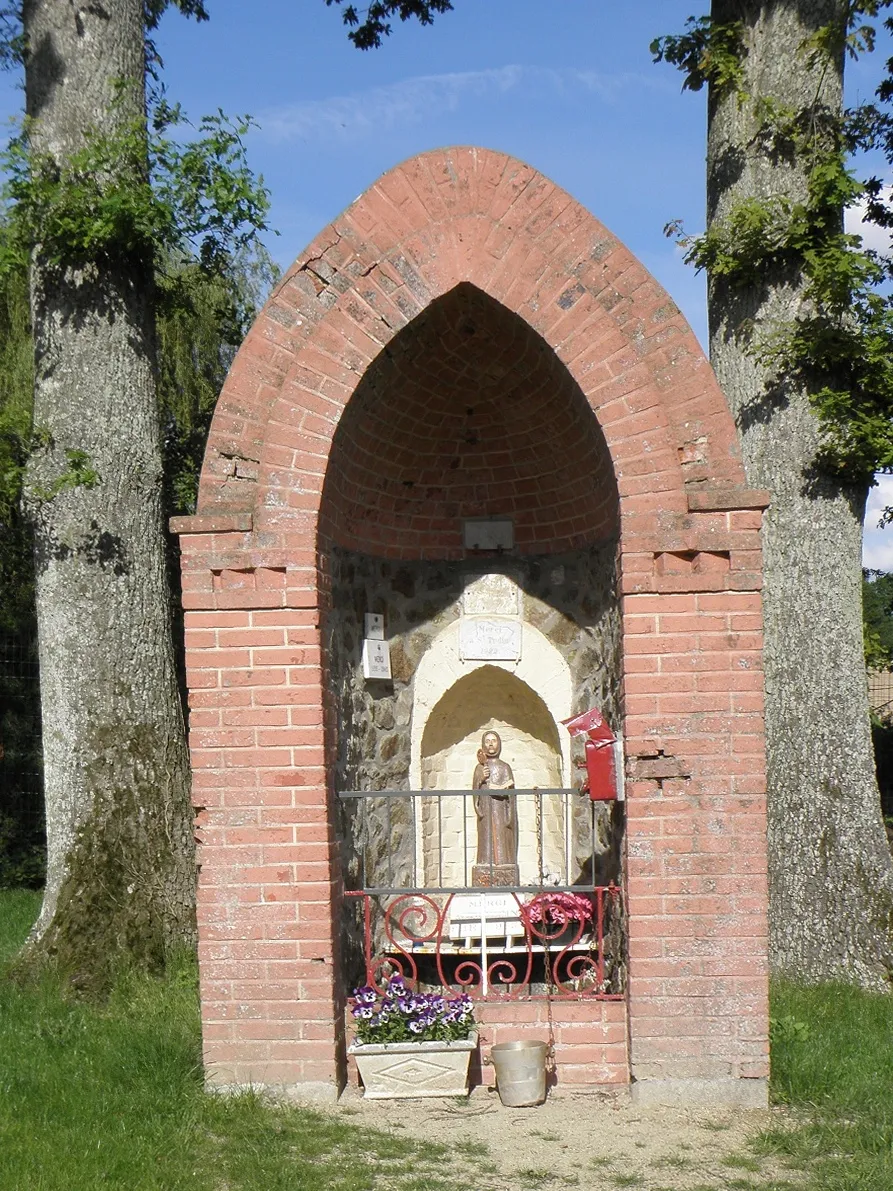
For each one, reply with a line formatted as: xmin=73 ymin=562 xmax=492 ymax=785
xmin=409 ymin=617 xmax=573 ymax=888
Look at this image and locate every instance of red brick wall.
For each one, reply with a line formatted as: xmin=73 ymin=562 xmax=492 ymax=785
xmin=343 ymin=1001 xmax=629 ymax=1091
xmin=622 ymin=516 xmax=770 ymax=1095
xmin=320 ymin=282 xmax=618 ymax=557
xmin=173 ymin=147 xmax=770 ymax=1103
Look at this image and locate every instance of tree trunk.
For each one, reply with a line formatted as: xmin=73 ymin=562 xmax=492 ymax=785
xmin=709 ymin=0 xmax=893 ymax=986
xmin=22 ymin=0 xmax=195 ymax=984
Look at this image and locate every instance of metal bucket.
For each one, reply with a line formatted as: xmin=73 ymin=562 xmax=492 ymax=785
xmin=490 ymin=1040 xmax=549 ymax=1107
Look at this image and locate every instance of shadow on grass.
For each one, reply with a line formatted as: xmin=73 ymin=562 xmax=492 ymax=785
xmin=0 ymin=890 xmax=480 ymax=1191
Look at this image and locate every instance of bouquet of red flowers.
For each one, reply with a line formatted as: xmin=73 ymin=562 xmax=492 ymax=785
xmin=520 ymin=891 xmax=593 ymax=931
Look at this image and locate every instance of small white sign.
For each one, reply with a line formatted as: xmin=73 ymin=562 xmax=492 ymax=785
xmin=364 ymin=612 xmax=384 ymax=641
xmin=463 ymin=518 xmax=514 ymax=552
xmin=449 ymin=893 xmax=521 ymax=922
xmin=459 ymin=618 xmax=522 ymax=661
xmin=362 ymin=638 xmax=391 ymax=680
xmin=462 ymin=573 xmax=519 ymax=617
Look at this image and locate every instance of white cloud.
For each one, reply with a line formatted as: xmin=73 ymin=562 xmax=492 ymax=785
xmin=846 ymin=186 xmax=893 ymax=255
xmin=258 ymin=66 xmax=662 ymax=144
xmin=863 ymin=474 xmax=893 ymax=570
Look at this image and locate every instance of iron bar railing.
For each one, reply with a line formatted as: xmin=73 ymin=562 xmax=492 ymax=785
xmin=337 ymin=788 xmax=598 ymax=894
xmin=338 ymin=788 xmax=624 ymax=1000
xmin=343 ymin=887 xmax=623 ymax=1000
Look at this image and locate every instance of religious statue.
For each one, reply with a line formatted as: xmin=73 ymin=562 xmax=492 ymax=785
xmin=471 ymin=730 xmax=519 ymax=887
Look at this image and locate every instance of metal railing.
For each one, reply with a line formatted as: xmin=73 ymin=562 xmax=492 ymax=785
xmin=337 ymin=788 xmax=624 ymax=1000
xmin=338 ymin=787 xmax=602 ymax=893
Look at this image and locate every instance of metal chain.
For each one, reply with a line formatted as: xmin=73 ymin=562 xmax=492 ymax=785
xmin=534 ymin=790 xmax=557 ymax=1073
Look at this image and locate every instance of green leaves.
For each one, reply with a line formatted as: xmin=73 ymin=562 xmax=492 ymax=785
xmin=325 ymin=0 xmax=454 ymax=50
xmin=657 ymin=5 xmax=893 ymax=485
xmin=1 ymin=121 xmax=154 ymax=270
xmin=769 ymin=1013 xmax=810 ymax=1045
xmin=670 ymin=197 xmax=795 ymax=282
xmin=143 ymin=0 xmax=209 ymax=31
xmin=150 ymin=105 xmax=272 ymax=272
xmin=0 ymin=89 xmax=276 ymax=523
xmin=651 ymin=17 xmax=745 ymax=96
xmin=156 ymin=245 xmax=278 ymax=515
xmin=863 ymin=570 xmax=893 ymax=670
xmin=0 ymin=98 xmax=271 ymax=278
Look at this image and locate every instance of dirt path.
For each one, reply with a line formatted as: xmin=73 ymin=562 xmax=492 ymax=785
xmin=332 ymin=1087 xmax=801 ymax=1190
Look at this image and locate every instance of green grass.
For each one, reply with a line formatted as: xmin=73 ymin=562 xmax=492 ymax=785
xmin=7 ymin=888 xmax=893 ymax=1191
xmin=0 ymin=891 xmax=487 ymax=1191
xmin=760 ymin=978 xmax=893 ymax=1191
xmin=721 ymin=1153 xmax=763 ymax=1172
xmin=653 ymin=1153 xmax=693 ymax=1170
xmin=516 ymin=1170 xmax=556 ymax=1188
xmin=0 ymin=886 xmax=40 ymax=962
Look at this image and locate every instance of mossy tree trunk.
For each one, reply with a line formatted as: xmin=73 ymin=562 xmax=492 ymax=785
xmin=22 ymin=0 xmax=195 ymax=984
xmin=708 ymin=0 xmax=893 ymax=986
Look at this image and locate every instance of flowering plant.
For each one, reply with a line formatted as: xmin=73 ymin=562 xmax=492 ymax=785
xmin=520 ymin=891 xmax=593 ymax=929
xmin=350 ymin=976 xmax=475 ymax=1045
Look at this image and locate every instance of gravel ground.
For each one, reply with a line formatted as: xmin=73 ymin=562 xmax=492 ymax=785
xmin=332 ymin=1085 xmax=802 ymax=1191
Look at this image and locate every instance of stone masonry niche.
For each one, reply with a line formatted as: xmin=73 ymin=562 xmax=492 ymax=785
xmin=325 ymin=550 xmax=622 ymax=894
xmin=418 ymin=665 xmax=564 ymax=890
xmin=320 ymin=282 xmax=623 ymax=914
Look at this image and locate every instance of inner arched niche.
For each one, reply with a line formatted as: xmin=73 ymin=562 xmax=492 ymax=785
xmin=319 ymin=279 xmax=623 ymax=899
xmin=418 ymin=665 xmax=563 ymax=888
xmin=319 ymin=281 xmax=618 ymax=560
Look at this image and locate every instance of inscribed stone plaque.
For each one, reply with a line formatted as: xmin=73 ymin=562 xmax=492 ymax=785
xmin=462 ymin=573 xmax=519 ymax=617
xmin=362 ymin=638 xmax=392 ymax=679
xmin=462 ymin=518 xmax=514 ymax=551
xmin=459 ymin=618 xmax=522 ymax=661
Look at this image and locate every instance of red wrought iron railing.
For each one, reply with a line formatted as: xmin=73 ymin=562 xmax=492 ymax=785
xmin=338 ymin=789 xmax=624 ymax=1001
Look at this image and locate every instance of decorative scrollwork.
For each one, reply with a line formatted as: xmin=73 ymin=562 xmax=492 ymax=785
xmin=453 ymin=958 xmax=485 ymax=991
xmin=487 ymin=958 xmax=521 ymax=989
xmin=386 ymin=892 xmax=443 ymax=943
xmin=346 ymin=886 xmax=623 ymax=1001
xmin=368 ymin=954 xmax=412 ymax=993
xmin=551 ymin=949 xmax=601 ymax=994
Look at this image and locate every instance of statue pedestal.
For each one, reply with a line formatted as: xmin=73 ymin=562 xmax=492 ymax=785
xmin=471 ymin=864 xmax=520 ymax=888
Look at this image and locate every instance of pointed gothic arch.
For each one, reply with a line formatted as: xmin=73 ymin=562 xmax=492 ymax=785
xmin=174 ymin=148 xmax=770 ymax=1107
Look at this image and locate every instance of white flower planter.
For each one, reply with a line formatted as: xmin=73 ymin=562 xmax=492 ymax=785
xmin=349 ymin=1031 xmax=478 ymax=1099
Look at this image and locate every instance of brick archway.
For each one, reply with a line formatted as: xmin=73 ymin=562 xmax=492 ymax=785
xmin=174 ymin=147 xmax=770 ymax=1106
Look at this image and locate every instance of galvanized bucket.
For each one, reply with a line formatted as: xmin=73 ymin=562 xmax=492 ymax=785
xmin=491 ymin=1039 xmax=549 ymax=1107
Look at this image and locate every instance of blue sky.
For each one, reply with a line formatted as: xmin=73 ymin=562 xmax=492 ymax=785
xmin=149 ymin=0 xmax=711 ymax=340
xmin=1 ymin=0 xmax=892 ymax=563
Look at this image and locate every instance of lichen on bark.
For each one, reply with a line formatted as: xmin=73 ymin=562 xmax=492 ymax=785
xmin=708 ymin=0 xmax=893 ymax=987
xmin=18 ymin=0 xmax=195 ymax=982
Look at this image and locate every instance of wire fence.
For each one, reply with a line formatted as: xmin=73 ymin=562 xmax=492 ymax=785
xmin=869 ymin=669 xmax=893 ymax=721
xmin=0 ymin=629 xmax=45 ymax=887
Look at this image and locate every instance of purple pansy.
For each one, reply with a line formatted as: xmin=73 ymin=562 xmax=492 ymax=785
xmin=349 ymin=976 xmax=476 ymax=1045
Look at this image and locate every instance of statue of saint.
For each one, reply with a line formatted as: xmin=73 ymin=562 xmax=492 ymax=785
xmin=471 ymin=730 xmax=519 ymax=887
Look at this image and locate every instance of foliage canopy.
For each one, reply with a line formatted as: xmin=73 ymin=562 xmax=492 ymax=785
xmin=324 ymin=0 xmax=454 ymax=49
xmin=655 ymin=4 xmax=893 ymax=487
xmin=0 ymin=0 xmax=277 ymax=891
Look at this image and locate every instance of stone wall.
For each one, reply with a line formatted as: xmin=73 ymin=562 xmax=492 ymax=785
xmin=326 ymin=542 xmax=622 ymax=898
xmin=328 ymin=544 xmax=621 ymax=783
